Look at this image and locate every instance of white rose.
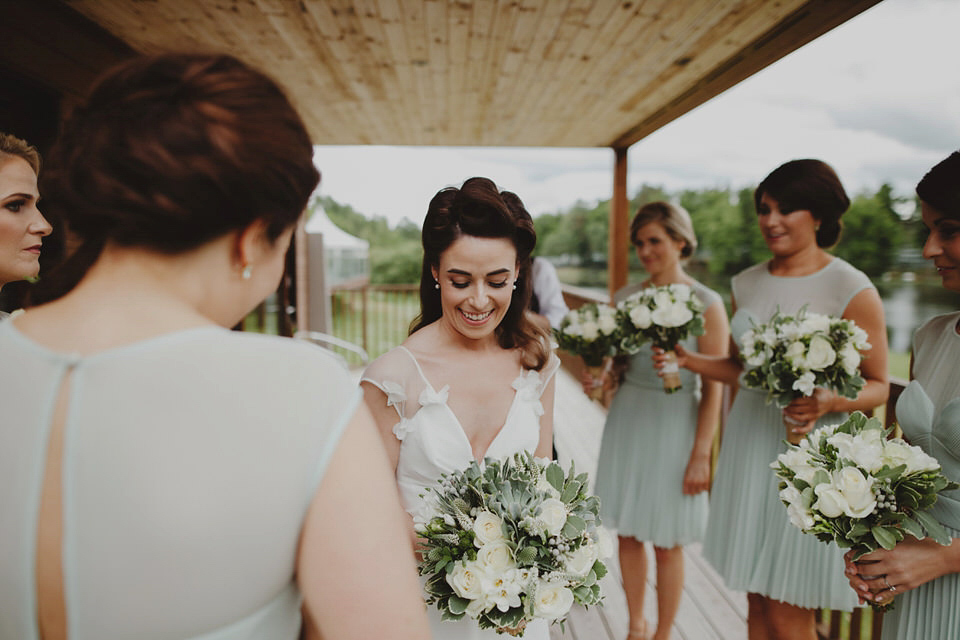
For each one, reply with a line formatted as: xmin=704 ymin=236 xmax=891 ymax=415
xmin=532 ymin=581 xmax=575 ymax=620
xmin=813 ymin=484 xmax=849 ymax=518
xmin=777 ymin=447 xmax=818 ymax=484
xmin=629 ymin=305 xmax=652 ymax=329
xmin=598 ymin=314 xmax=618 ymax=335
xmin=760 ymin=327 xmax=779 ymax=346
xmin=476 ymin=540 xmax=516 ymax=574
xmin=580 ymin=321 xmax=600 ymax=341
xmin=651 ymin=302 xmax=693 ymax=328
xmin=785 ymin=341 xmax=807 ymax=367
xmin=780 ymin=321 xmax=803 ymax=341
xmin=792 ymin=371 xmax=816 ymax=396
xmin=652 ymin=290 xmax=673 ymax=309
xmin=834 ymin=467 xmax=877 ymax=518
xmin=447 ymin=560 xmax=486 ymax=600
xmin=884 ymin=440 xmax=941 ymax=473
xmin=799 ymin=313 xmax=831 ymax=334
xmin=565 ymin=322 xmax=582 ymax=337
xmin=786 ymin=500 xmax=816 ymax=531
xmin=538 ymin=498 xmax=568 ymax=536
xmin=473 ymin=511 xmax=505 ymax=546
xmin=852 ymin=326 xmax=871 ymax=350
xmin=669 ymin=283 xmax=692 ymax=302
xmin=564 ymin=542 xmax=598 ymax=576
xmin=839 ymin=343 xmax=861 ymax=376
xmin=847 ymin=432 xmax=885 ymax=473
xmin=805 ymin=335 xmax=837 ymax=371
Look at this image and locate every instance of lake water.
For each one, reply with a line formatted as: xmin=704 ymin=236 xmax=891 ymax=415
xmin=559 ymin=267 xmax=960 ymax=355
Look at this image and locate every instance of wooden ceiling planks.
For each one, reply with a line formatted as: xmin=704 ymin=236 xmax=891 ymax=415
xmin=56 ymin=0 xmax=881 ymax=148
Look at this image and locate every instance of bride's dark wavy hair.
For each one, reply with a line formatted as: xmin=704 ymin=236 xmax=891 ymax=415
xmin=410 ymin=177 xmax=549 ymax=370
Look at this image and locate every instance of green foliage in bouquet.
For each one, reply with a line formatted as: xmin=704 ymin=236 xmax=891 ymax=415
xmin=615 ymin=283 xmax=705 ymax=354
xmin=416 ymin=451 xmax=610 ymax=635
xmin=741 ymin=307 xmax=870 ymax=408
xmin=553 ymin=303 xmax=621 ymax=366
xmin=771 ymin=412 xmax=960 ymax=610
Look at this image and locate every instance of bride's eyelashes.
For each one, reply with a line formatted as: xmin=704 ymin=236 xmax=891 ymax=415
xmin=450 ymin=279 xmax=510 ymax=289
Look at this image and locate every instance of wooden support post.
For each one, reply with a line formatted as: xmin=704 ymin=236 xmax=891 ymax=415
xmin=609 ymin=146 xmax=630 ymax=302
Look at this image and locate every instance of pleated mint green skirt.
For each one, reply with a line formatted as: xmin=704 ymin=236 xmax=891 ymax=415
xmin=593 ymin=381 xmax=708 ymax=548
xmin=880 ymin=523 xmax=960 ymax=639
xmin=703 ymin=387 xmax=860 ymax=611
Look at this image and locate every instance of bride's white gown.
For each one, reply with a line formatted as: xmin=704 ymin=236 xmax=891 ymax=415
xmin=362 ymin=345 xmax=560 ymax=640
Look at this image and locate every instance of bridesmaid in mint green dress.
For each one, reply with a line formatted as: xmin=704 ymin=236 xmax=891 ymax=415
xmin=845 ymin=151 xmax=960 ymax=639
xmin=658 ymin=160 xmax=890 ymax=640
xmin=586 ymin=202 xmax=729 ymax=640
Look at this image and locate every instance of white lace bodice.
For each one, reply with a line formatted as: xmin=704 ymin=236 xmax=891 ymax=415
xmin=361 ymin=346 xmax=560 ymax=517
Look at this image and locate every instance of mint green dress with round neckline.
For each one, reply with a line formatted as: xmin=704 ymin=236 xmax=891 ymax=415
xmin=593 ymin=279 xmax=721 ymax=547
xmin=882 ymin=311 xmax=960 ymax=639
xmin=703 ymin=258 xmax=871 ymax=610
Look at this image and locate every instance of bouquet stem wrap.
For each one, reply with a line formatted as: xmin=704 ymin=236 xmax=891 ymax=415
xmin=584 ymin=363 xmax=606 ymax=402
xmin=660 ymin=350 xmax=682 ymax=393
xmin=782 ymin=412 xmax=810 ymax=445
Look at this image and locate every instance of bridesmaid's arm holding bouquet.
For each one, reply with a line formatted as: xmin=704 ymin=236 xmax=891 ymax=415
xmin=683 ymin=300 xmax=730 ymax=495
xmin=652 ymin=296 xmax=742 ymax=387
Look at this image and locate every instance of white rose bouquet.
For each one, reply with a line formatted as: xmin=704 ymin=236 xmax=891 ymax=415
xmin=771 ymin=411 xmax=959 ymax=611
xmin=740 ymin=307 xmax=871 ymax=443
xmin=553 ymin=303 xmax=621 ymax=400
xmin=615 ymin=283 xmax=705 ymax=392
xmin=416 ymin=451 xmax=611 ymax=635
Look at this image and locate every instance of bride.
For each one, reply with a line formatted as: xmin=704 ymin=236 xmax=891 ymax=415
xmin=362 ymin=177 xmax=559 ymax=639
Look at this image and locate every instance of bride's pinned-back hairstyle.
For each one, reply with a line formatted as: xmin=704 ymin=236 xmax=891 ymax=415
xmin=411 ymin=176 xmax=549 ymax=370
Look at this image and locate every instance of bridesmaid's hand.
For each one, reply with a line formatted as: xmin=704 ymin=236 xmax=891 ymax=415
xmin=844 ymin=537 xmax=960 ymax=605
xmin=651 ymin=344 xmax=688 ymax=376
xmin=783 ymin=388 xmax=835 ymax=426
xmin=682 ymin=452 xmax=711 ymax=495
xmin=580 ymin=370 xmax=602 ymax=395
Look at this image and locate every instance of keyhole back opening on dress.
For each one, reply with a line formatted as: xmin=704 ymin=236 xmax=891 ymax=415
xmin=35 ymin=368 xmax=73 ymax=640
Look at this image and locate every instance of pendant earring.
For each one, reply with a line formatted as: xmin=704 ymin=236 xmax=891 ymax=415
xmin=242 ymin=265 xmax=253 ymax=280
xmin=512 ymin=281 xmax=517 ymax=290
xmin=434 ymin=280 xmax=440 ymax=290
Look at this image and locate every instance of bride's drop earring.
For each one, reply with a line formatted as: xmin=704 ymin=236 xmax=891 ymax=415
xmin=242 ymin=265 xmax=252 ymax=280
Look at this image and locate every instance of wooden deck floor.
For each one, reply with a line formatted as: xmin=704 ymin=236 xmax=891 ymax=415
xmin=551 ymin=368 xmax=748 ymax=640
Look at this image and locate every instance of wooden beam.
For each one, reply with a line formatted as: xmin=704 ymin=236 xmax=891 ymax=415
xmin=609 ymin=0 xmax=883 ymax=148
xmin=609 ymin=146 xmax=629 ymax=302
xmin=0 ymin=0 xmax=134 ymax=100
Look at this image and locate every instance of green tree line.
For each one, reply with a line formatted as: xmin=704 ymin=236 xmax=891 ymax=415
xmin=316 ymin=183 xmax=923 ymax=285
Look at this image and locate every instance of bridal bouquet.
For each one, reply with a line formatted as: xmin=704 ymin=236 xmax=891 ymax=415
xmin=553 ymin=303 xmax=620 ymax=400
xmin=416 ymin=451 xmax=611 ymax=635
xmin=615 ymin=283 xmax=705 ymax=392
xmin=771 ymin=411 xmax=959 ymax=610
xmin=740 ymin=308 xmax=871 ymax=443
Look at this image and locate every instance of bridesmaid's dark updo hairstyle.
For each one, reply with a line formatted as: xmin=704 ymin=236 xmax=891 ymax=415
xmin=917 ymin=151 xmax=960 ymax=221
xmin=35 ymin=53 xmax=319 ymax=302
xmin=754 ymin=159 xmax=850 ymax=248
xmin=411 ymin=176 xmax=548 ymax=370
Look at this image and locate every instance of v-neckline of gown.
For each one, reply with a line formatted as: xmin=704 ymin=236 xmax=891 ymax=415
xmin=397 ymin=345 xmax=525 ymax=463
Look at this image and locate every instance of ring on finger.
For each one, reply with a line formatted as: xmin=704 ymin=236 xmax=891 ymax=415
xmin=882 ymin=575 xmax=891 ymax=590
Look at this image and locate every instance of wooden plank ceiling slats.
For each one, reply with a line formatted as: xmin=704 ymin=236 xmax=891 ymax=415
xmin=53 ymin=0 xmax=882 ymax=148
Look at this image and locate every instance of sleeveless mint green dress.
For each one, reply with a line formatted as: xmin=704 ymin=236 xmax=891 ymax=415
xmin=883 ymin=311 xmax=960 ymax=638
xmin=703 ymin=258 xmax=871 ymax=610
xmin=593 ymin=280 xmax=722 ymax=547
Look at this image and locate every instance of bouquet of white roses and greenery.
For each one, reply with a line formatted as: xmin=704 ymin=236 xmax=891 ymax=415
xmin=553 ymin=303 xmax=620 ymax=400
xmin=740 ymin=307 xmax=871 ymax=443
xmin=416 ymin=451 xmax=611 ymax=635
xmin=615 ymin=283 xmax=705 ymax=393
xmin=771 ymin=411 xmax=959 ymax=611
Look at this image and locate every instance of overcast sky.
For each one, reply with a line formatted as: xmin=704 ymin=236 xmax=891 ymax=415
xmin=311 ymin=0 xmax=960 ymax=227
